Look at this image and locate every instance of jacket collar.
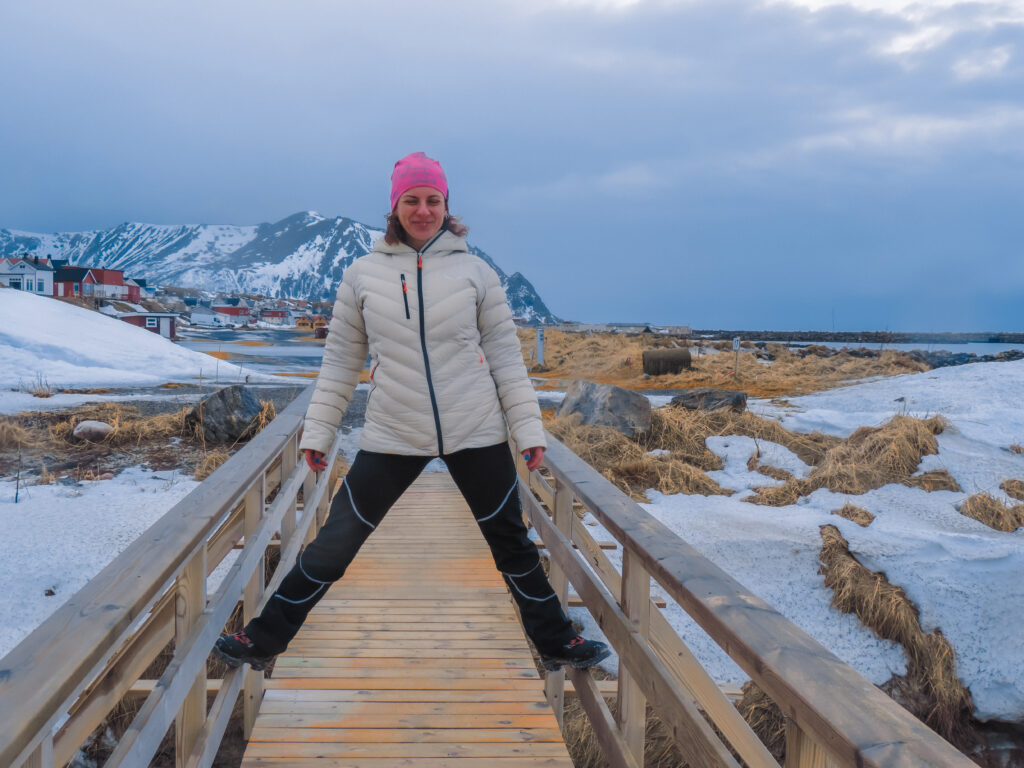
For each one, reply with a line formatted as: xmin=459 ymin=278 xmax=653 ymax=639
xmin=372 ymin=229 xmax=468 ymax=257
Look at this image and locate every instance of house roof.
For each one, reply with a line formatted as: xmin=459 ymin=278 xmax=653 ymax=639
xmin=54 ymin=266 xmax=93 ymax=282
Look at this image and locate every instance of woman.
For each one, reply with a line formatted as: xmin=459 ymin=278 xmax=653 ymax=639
xmin=215 ymin=152 xmax=609 ymax=672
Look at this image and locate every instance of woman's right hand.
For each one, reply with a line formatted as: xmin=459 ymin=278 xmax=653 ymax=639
xmin=304 ymin=449 xmax=327 ymax=472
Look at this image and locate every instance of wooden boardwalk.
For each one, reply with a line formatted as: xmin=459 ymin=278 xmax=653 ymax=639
xmin=241 ymin=472 xmax=575 ymax=767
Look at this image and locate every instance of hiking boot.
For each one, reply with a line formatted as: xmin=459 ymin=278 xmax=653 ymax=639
xmin=540 ymin=635 xmax=611 ymax=671
xmin=214 ymin=630 xmax=275 ymax=671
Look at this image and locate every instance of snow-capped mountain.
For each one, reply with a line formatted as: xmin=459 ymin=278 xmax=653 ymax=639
xmin=0 ymin=212 xmax=559 ymax=323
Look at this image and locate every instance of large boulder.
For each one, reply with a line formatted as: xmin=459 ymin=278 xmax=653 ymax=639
xmin=187 ymin=385 xmax=264 ymax=444
xmin=556 ymin=379 xmax=651 ymax=437
xmin=669 ymin=387 xmax=747 ymax=413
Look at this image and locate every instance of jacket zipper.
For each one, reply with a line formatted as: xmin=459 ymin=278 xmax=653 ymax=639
xmin=400 ymin=274 xmax=410 ymax=319
xmin=415 ymin=231 xmax=446 ymax=456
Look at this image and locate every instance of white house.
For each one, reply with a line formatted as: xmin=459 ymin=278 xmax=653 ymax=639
xmin=0 ymin=257 xmax=54 ymax=296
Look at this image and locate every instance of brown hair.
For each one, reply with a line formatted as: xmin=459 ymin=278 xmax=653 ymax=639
xmin=384 ymin=212 xmax=468 ymax=246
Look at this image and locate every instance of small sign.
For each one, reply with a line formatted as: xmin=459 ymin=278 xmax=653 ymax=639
xmin=536 ymin=327 xmax=545 ymax=366
xmin=733 ymin=337 xmax=740 ymax=351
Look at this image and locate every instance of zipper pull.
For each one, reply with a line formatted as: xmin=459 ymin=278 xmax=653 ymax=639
xmin=417 ymin=254 xmax=422 ymax=269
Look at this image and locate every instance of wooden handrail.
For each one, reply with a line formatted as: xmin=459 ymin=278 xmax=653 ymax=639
xmin=0 ymin=386 xmax=338 ymax=768
xmin=518 ymin=433 xmax=973 ymax=768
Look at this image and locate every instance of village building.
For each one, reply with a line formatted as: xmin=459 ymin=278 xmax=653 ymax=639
xmin=259 ymin=308 xmax=290 ymax=325
xmin=0 ymin=256 xmax=55 ymax=295
xmin=211 ymin=297 xmax=255 ymax=325
xmin=53 ymin=266 xmax=96 ymax=297
xmin=295 ymin=316 xmax=314 ymax=330
xmin=88 ymin=268 xmax=130 ymax=300
xmin=118 ymin=311 xmax=178 ymax=340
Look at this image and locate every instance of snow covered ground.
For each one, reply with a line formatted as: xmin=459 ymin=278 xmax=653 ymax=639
xmin=571 ymin=360 xmax=1024 ymax=722
xmin=0 ymin=290 xmax=279 ymax=392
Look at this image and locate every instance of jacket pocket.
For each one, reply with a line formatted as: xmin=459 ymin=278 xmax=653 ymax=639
xmin=400 ymin=274 xmax=411 ymax=319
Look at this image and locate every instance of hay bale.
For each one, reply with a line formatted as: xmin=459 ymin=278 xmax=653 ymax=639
xmin=641 ymin=347 xmax=692 ymax=375
xmin=832 ymin=503 xmax=874 ymax=527
xmin=958 ymin=493 xmax=1024 ymax=532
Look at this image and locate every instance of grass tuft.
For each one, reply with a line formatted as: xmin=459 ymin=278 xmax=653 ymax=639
xmin=819 ymin=524 xmax=973 ymax=741
xmin=832 ymin=503 xmax=875 ymax=527
xmin=903 ymin=470 xmax=961 ymax=492
xmin=0 ymin=421 xmax=32 ymax=449
xmin=1010 ymin=444 xmax=1024 ymax=455
xmin=958 ymin=493 xmax=1024 ymax=532
xmin=194 ymin=449 xmax=230 ymax=481
xmin=736 ymin=682 xmax=786 ymax=760
xmin=746 ymin=415 xmax=946 ymax=506
xmin=1000 ymin=479 xmax=1024 ymax=503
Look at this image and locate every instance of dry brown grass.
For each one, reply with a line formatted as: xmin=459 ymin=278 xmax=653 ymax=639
xmin=1010 ymin=444 xmax=1024 ymax=455
xmin=545 ymin=405 xmax=844 ymax=503
xmin=561 ymin=697 xmax=696 ymax=768
xmin=832 ymin=503 xmax=875 ymax=527
xmin=194 ymin=449 xmax=230 ymax=481
xmin=746 ymin=415 xmax=946 ymax=506
xmin=0 ymin=421 xmax=32 ymax=449
xmin=747 ymin=453 xmax=796 ymax=483
xmin=958 ymin=493 xmax=1024 ymax=532
xmin=1001 ymin=479 xmax=1024 ymax=502
xmin=903 ymin=470 xmax=961 ymax=492
xmin=819 ymin=524 xmax=973 ymax=741
xmin=736 ymin=682 xmax=786 ymax=761
xmin=521 ymin=330 xmax=929 ymax=397
xmin=48 ymin=405 xmax=191 ymax=447
xmin=545 ymin=413 xmax=731 ymax=501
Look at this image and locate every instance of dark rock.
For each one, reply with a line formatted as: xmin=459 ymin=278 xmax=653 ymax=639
xmin=669 ymin=387 xmax=747 ymax=413
xmin=186 ymin=385 xmax=264 ymax=444
xmin=556 ymin=379 xmax=651 ymax=437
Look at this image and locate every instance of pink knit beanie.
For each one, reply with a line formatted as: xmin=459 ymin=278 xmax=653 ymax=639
xmin=390 ymin=152 xmax=448 ymax=211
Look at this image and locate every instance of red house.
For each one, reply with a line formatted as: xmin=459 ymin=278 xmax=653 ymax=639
xmin=118 ymin=312 xmax=178 ymax=339
xmin=53 ymin=266 xmax=97 ymax=297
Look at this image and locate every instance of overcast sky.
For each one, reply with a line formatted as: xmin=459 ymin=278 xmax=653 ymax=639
xmin=1 ymin=0 xmax=1022 ymax=330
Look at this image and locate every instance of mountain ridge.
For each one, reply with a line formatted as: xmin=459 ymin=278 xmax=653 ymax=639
xmin=0 ymin=212 xmax=559 ymax=323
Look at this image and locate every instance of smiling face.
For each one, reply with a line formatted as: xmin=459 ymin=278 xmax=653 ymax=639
xmin=394 ymin=186 xmax=447 ymax=250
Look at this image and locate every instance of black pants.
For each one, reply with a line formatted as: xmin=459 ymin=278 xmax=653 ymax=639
xmin=246 ymin=441 xmax=576 ymax=656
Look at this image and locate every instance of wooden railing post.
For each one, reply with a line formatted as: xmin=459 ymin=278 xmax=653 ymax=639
xmin=175 ymin=545 xmax=207 ymax=768
xmin=279 ymin=437 xmax=298 ymax=547
xmin=242 ymin=476 xmax=266 ymax=740
xmin=786 ymin=720 xmax=840 ymax=768
xmin=618 ymin=549 xmax=650 ymax=764
xmin=301 ymin=464 xmax=317 ymax=545
xmin=545 ymin=478 xmax=574 ymax=728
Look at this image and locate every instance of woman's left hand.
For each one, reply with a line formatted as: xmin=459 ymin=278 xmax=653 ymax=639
xmin=522 ymin=446 xmax=545 ymax=472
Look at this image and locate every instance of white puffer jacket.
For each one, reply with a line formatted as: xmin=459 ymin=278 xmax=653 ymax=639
xmin=299 ymin=230 xmax=546 ymax=457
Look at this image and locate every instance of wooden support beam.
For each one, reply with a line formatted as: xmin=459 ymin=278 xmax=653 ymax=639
xmin=175 ymin=546 xmax=207 ymax=768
